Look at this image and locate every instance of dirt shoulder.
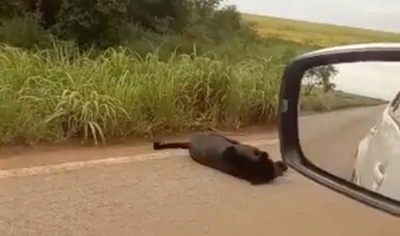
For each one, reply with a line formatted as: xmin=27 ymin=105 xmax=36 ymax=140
xmin=0 ymin=125 xmax=279 ymax=170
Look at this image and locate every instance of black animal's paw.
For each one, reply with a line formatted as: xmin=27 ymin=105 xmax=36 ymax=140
xmin=275 ymin=160 xmax=288 ymax=172
xmin=272 ymin=161 xmax=288 ymax=177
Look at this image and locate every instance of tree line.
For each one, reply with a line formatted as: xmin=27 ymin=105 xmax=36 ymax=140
xmin=0 ymin=0 xmax=338 ymax=93
xmin=0 ymin=0 xmax=251 ymax=49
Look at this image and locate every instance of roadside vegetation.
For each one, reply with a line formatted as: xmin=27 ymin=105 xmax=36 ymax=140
xmin=0 ymin=1 xmax=396 ymax=145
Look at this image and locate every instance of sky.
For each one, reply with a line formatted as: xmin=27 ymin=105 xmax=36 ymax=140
xmin=224 ymin=0 xmax=400 ymax=101
xmin=333 ymin=62 xmax=400 ymax=101
xmin=225 ymin=0 xmax=400 ymax=32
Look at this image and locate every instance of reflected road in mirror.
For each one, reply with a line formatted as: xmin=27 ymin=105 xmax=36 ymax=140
xmin=299 ymin=61 xmax=400 ymax=202
xmin=300 ymin=105 xmax=386 ymax=178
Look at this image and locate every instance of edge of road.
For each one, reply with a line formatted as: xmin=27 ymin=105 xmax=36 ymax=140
xmin=0 ymin=138 xmax=280 ymax=179
xmin=0 ymin=105 xmax=387 ymax=178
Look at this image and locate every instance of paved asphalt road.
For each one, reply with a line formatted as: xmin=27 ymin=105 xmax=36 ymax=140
xmin=0 ymin=105 xmax=399 ymax=236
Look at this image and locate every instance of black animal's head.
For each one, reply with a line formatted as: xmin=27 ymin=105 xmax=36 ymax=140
xmin=225 ymin=144 xmax=286 ymax=185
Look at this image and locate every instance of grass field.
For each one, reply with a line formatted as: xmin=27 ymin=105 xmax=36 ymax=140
xmin=0 ymin=13 xmax=396 ymax=146
xmin=0 ymin=44 xmax=286 ymax=145
xmin=241 ymin=13 xmax=395 ymax=119
xmin=243 ymin=13 xmax=400 ymax=47
xmin=0 ymin=43 xmax=387 ymax=145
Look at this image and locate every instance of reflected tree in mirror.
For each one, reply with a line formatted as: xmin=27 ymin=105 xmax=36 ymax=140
xmin=299 ymin=65 xmax=340 ymax=112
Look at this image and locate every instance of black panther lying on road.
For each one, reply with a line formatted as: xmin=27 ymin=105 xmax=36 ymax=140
xmin=153 ymin=133 xmax=288 ymax=185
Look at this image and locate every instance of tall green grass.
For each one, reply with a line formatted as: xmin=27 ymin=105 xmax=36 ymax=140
xmin=0 ymin=43 xmax=285 ymax=145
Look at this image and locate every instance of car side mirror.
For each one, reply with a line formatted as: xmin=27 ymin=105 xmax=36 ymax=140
xmin=278 ymin=43 xmax=400 ymax=216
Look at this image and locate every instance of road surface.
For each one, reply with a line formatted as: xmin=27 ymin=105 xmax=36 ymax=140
xmin=0 ymin=105 xmax=399 ymax=236
xmin=299 ymin=105 xmax=387 ymax=180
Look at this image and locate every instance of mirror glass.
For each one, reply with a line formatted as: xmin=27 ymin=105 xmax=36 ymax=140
xmin=299 ymin=61 xmax=400 ymax=202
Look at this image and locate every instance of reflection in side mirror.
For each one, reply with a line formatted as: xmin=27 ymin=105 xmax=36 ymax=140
xmin=299 ymin=62 xmax=400 ymax=202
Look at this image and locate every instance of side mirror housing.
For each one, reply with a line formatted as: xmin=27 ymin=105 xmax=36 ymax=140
xmin=278 ymin=43 xmax=400 ymax=216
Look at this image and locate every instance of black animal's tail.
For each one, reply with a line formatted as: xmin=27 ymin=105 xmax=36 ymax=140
xmin=153 ymin=141 xmax=190 ymax=150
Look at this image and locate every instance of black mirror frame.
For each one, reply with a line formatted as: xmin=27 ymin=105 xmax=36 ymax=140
xmin=278 ymin=43 xmax=400 ymax=216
